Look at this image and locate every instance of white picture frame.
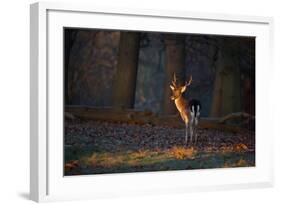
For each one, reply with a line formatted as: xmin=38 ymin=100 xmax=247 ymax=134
xmin=30 ymin=1 xmax=274 ymax=202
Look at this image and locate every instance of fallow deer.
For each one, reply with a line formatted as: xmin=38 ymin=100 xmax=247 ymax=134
xmin=170 ymin=73 xmax=201 ymax=145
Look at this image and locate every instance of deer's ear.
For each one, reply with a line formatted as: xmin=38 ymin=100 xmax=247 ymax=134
xmin=181 ymin=85 xmax=186 ymax=93
xmin=170 ymin=85 xmax=175 ymax=90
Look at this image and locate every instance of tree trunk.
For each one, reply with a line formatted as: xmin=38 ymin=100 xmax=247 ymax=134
xmin=64 ymin=29 xmax=77 ymax=105
xmin=162 ymin=34 xmax=186 ymax=114
xmin=210 ymin=38 xmax=241 ymax=117
xmin=112 ymin=32 xmax=140 ymax=109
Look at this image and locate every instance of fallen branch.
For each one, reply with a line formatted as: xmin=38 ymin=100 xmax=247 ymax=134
xmin=65 ymin=106 xmax=253 ymax=134
xmin=65 ymin=111 xmax=75 ymax=120
xmin=219 ymin=112 xmax=255 ymax=124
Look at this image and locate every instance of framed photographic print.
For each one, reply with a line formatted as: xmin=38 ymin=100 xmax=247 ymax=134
xmin=30 ymin=1 xmax=274 ymax=202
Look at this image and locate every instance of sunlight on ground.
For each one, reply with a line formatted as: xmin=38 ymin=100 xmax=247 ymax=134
xmin=169 ymin=146 xmax=196 ymax=160
xmin=86 ymin=147 xmax=198 ymax=167
xmin=65 ymin=143 xmax=253 ymax=174
xmin=81 ymin=149 xmax=173 ymax=168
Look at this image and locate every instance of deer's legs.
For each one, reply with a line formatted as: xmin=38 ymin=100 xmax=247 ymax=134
xmin=194 ymin=118 xmax=199 ymax=144
xmin=194 ymin=127 xmax=198 ymax=144
xmin=189 ymin=116 xmax=195 ymax=145
xmin=185 ymin=123 xmax=189 ymax=145
xmin=189 ymin=124 xmax=193 ymax=145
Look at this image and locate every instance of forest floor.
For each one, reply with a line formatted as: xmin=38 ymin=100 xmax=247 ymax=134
xmin=64 ymin=119 xmax=255 ymax=175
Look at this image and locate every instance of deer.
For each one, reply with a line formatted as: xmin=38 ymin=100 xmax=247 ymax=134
xmin=170 ymin=73 xmax=201 ymax=145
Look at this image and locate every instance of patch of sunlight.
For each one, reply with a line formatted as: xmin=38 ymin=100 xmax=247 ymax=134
xmin=130 ymin=150 xmax=150 ymax=159
xmin=80 ymin=149 xmax=173 ymax=168
xmin=223 ymin=159 xmax=249 ymax=168
xmin=82 ymin=153 xmax=124 ymax=168
xmin=75 ymin=144 xmax=251 ymax=170
xmin=220 ymin=143 xmax=249 ymax=153
xmin=168 ymin=146 xmax=197 ymax=160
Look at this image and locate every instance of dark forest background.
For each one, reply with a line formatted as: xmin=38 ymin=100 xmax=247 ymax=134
xmin=64 ymin=28 xmax=255 ymax=118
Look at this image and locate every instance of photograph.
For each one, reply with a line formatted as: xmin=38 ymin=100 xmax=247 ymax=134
xmin=63 ymin=28 xmax=255 ymax=176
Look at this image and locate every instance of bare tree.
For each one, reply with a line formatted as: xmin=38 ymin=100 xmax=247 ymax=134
xmin=210 ymin=38 xmax=242 ymax=117
xmin=162 ymin=34 xmax=186 ymax=114
xmin=112 ymin=32 xmax=141 ymax=109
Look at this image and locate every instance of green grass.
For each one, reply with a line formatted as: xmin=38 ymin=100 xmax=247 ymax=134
xmin=64 ymin=145 xmax=255 ymax=175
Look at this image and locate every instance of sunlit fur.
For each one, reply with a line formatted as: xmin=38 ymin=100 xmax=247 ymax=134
xmin=170 ymin=75 xmax=201 ymax=145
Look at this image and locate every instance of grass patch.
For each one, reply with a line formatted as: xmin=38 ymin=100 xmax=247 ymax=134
xmin=65 ymin=145 xmax=255 ymax=175
xmin=169 ymin=146 xmax=197 ymax=159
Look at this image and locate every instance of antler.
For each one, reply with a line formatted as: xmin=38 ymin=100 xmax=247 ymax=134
xmin=171 ymin=73 xmax=177 ymax=87
xmin=186 ymin=75 xmax=192 ymax=87
xmin=171 ymin=73 xmax=192 ymax=88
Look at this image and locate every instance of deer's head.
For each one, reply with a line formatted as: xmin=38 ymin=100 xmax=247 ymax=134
xmin=170 ymin=73 xmax=192 ymax=101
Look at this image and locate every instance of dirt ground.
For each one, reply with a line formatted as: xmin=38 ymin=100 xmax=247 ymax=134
xmin=64 ymin=119 xmax=255 ymax=175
